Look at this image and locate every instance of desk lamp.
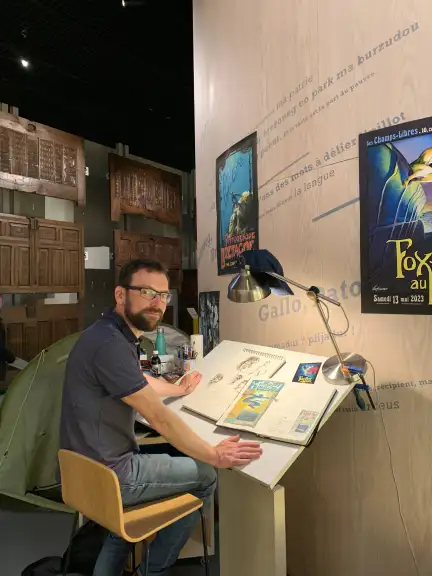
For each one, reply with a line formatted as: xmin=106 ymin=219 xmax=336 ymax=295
xmin=227 ymin=249 xmax=369 ymax=392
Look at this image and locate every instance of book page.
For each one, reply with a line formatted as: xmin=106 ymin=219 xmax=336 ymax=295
xmin=254 ymin=383 xmax=337 ymax=444
xmin=182 ymin=349 xmax=286 ymax=421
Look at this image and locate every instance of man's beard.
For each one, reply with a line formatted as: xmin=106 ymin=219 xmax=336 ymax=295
xmin=124 ymin=298 xmax=164 ymax=332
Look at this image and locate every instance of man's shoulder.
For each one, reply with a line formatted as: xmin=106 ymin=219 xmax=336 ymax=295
xmin=73 ymin=318 xmax=130 ymax=356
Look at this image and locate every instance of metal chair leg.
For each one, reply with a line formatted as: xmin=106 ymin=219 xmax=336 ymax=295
xmin=62 ymin=511 xmax=79 ymax=576
xmin=143 ymin=540 xmax=150 ymax=576
xmin=199 ymin=507 xmax=210 ymax=576
xmin=131 ymin=543 xmax=137 ymax=575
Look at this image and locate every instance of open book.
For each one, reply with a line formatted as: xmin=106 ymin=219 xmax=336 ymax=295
xmin=216 ymin=377 xmax=337 ymax=446
xmin=182 ymin=347 xmax=286 ymax=422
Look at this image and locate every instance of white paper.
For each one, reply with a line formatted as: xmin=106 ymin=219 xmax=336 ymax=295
xmin=183 ymin=347 xmax=286 ymax=421
xmin=256 ymin=382 xmax=337 ymax=443
xmin=9 ymin=357 xmax=28 ymax=370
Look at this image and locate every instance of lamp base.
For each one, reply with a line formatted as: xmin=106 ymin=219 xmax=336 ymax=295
xmin=322 ymin=352 xmax=367 ymax=385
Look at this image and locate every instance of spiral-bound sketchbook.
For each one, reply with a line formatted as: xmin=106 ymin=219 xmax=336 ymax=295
xmin=216 ymin=377 xmax=337 ymax=446
xmin=182 ymin=347 xmax=286 ymax=422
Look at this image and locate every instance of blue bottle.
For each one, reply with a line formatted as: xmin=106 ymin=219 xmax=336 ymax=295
xmin=155 ymin=327 xmax=167 ymax=356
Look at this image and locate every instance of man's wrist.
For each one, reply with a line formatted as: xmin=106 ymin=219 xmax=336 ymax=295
xmin=206 ymin=446 xmax=219 ymax=467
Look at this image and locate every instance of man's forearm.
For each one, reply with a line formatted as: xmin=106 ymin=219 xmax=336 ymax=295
xmin=147 ymin=405 xmax=217 ymax=466
xmin=147 ymin=374 xmax=182 ymax=397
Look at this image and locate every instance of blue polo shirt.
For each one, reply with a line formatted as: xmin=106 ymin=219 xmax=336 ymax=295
xmin=60 ymin=310 xmax=148 ymax=480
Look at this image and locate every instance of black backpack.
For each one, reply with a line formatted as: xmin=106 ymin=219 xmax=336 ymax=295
xmin=22 ymin=520 xmax=109 ymax=576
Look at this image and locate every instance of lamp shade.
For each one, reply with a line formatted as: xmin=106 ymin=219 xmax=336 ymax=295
xmin=241 ymin=249 xmax=293 ymax=296
xmin=227 ymin=265 xmax=271 ymax=303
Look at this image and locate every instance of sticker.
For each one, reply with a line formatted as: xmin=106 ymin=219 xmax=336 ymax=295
xmin=292 ymin=362 xmax=322 ymax=384
xmin=291 ymin=410 xmax=319 ymax=434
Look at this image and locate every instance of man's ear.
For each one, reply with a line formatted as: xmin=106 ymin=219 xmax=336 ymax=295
xmin=114 ymin=286 xmax=124 ymax=305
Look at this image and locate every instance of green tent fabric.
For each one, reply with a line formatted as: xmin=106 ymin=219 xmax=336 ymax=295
xmin=0 ymin=332 xmax=81 ymax=512
xmin=0 ymin=322 xmax=189 ymax=512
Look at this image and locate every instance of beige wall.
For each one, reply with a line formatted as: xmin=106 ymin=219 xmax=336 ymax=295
xmin=193 ymin=1 xmax=432 ymax=574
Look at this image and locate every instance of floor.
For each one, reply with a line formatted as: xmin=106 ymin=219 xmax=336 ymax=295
xmin=0 ymin=496 xmax=220 ymax=575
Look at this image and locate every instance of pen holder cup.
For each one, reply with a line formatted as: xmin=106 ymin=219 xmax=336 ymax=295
xmin=182 ymin=359 xmax=197 ymax=373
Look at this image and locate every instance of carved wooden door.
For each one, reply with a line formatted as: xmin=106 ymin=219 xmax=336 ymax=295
xmin=0 ymin=213 xmax=33 ymax=292
xmin=0 ymin=213 xmax=84 ymax=295
xmin=34 ymin=218 xmax=84 ymax=296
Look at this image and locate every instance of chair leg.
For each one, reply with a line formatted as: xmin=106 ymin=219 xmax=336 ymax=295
xmin=62 ymin=511 xmax=79 ymax=576
xmin=131 ymin=543 xmax=137 ymax=574
xmin=143 ymin=540 xmax=150 ymax=576
xmin=199 ymin=507 xmax=210 ymax=576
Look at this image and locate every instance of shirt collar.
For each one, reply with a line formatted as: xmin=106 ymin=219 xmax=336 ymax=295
xmin=101 ymin=308 xmax=140 ymax=345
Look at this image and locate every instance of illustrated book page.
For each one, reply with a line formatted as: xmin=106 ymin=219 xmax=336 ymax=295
xmin=216 ymin=378 xmax=337 ymax=446
xmin=181 ymin=347 xmax=286 ymax=422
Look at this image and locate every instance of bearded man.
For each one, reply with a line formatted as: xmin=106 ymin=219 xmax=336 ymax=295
xmin=59 ymin=258 xmax=261 ymax=576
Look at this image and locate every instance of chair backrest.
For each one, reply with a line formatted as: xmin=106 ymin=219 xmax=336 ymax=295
xmin=58 ymin=449 xmax=124 ymax=536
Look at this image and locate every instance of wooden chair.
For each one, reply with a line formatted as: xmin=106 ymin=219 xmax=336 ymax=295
xmin=58 ymin=449 xmax=210 ymax=576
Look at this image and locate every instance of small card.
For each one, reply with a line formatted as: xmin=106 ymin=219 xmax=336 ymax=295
xmin=291 ymin=409 xmax=320 ymax=434
xmin=292 ymin=362 xmax=322 ymax=384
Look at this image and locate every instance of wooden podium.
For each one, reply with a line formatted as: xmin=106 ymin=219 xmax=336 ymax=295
xmin=146 ymin=340 xmax=355 ymax=575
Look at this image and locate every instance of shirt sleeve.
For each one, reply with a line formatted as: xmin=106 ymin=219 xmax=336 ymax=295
xmin=93 ymin=336 xmax=148 ymax=399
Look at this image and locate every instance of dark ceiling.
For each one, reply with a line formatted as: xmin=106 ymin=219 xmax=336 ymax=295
xmin=0 ymin=0 xmax=195 ymax=171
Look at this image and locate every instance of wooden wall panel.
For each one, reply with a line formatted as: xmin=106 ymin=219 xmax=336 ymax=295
xmin=0 ymin=111 xmax=86 ymax=206
xmin=2 ymin=303 xmax=83 ymax=361
xmin=0 ymin=213 xmax=84 ymax=295
xmin=35 ymin=218 xmax=84 ymax=296
xmin=109 ymin=154 xmax=181 ymax=225
xmin=114 ymin=230 xmax=182 ymax=288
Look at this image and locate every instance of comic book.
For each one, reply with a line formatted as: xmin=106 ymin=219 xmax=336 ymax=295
xmin=221 ymin=379 xmax=284 ymax=428
xmin=216 ymin=377 xmax=337 ymax=446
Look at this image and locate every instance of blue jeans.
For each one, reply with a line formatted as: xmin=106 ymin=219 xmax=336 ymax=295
xmin=93 ymin=452 xmax=217 ymax=576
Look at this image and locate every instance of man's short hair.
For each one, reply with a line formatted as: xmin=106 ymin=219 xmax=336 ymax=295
xmin=117 ymin=259 xmax=169 ymax=288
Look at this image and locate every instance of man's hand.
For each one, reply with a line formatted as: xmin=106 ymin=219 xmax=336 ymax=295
xmin=178 ymin=371 xmax=202 ymax=396
xmin=212 ymin=435 xmax=263 ymax=468
xmin=123 ymin=386 xmax=263 ymax=468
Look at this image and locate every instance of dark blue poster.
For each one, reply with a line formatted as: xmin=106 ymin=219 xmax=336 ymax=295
xmin=216 ymin=132 xmax=259 ymax=275
xmin=359 ymin=116 xmax=432 ymax=314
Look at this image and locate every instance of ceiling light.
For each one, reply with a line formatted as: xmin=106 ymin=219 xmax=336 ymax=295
xmin=20 ymin=59 xmax=30 ymax=69
xmin=121 ymin=0 xmax=126 ymax=6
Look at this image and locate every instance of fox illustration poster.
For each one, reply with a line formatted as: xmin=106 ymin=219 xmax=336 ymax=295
xmin=359 ymin=116 xmax=432 ymax=314
xmin=216 ymin=132 xmax=259 ymax=276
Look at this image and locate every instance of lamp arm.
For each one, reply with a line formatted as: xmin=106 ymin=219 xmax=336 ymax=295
xmin=313 ymin=299 xmax=346 ymax=366
xmin=266 ymin=271 xmax=341 ymax=307
xmin=266 ymin=271 xmax=346 ymax=367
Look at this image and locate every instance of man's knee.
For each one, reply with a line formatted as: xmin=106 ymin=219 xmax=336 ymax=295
xmin=196 ymin=462 xmax=217 ymax=497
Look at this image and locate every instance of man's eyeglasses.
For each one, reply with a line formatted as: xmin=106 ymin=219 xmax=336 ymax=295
xmin=123 ymin=285 xmax=172 ymax=304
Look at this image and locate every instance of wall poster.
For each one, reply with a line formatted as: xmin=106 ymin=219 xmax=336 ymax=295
xmin=216 ymin=131 xmax=259 ymax=276
xmin=199 ymin=291 xmax=220 ymax=356
xmin=359 ymin=116 xmax=432 ymax=314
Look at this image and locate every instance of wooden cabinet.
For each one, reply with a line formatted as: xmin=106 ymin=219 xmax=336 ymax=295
xmin=109 ymin=154 xmax=181 ymax=225
xmin=2 ymin=302 xmax=83 ymax=361
xmin=0 ymin=111 xmax=85 ymax=206
xmin=114 ymin=230 xmax=182 ymax=288
xmin=0 ymin=213 xmax=84 ymax=295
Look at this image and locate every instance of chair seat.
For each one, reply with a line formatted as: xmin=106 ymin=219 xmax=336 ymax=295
xmin=123 ymin=493 xmax=203 ymax=542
